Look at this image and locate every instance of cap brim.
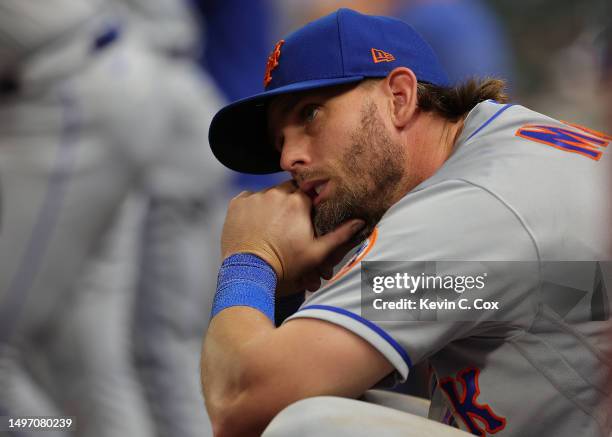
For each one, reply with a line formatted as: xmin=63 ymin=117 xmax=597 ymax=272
xmin=209 ymin=76 xmax=365 ymax=174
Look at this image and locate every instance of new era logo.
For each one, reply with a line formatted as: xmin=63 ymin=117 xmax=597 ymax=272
xmin=371 ymin=48 xmax=395 ymax=63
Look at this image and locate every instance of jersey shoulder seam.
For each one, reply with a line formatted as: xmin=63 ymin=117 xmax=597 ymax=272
xmin=450 ymin=177 xmax=543 ymax=335
xmin=446 ymin=178 xmax=542 ymax=264
xmin=409 ymin=178 xmax=543 ymax=336
xmin=392 ymin=178 xmax=541 ymax=263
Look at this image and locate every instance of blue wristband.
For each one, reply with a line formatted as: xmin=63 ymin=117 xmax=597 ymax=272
xmin=211 ymin=253 xmax=277 ymax=322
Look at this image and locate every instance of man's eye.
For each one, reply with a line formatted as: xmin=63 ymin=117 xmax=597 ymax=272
xmin=301 ymin=104 xmax=319 ymax=123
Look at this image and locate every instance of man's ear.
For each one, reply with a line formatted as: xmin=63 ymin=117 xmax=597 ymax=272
xmin=384 ymin=67 xmax=419 ymax=129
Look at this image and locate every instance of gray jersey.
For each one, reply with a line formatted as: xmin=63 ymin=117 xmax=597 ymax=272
xmin=286 ymin=101 xmax=612 ymax=436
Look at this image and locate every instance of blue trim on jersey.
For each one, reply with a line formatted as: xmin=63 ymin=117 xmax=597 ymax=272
xmin=467 ymin=103 xmax=514 ymax=141
xmin=300 ymin=304 xmax=413 ymax=368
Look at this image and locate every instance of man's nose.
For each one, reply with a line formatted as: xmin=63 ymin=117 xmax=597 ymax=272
xmin=279 ymin=130 xmax=312 ymax=172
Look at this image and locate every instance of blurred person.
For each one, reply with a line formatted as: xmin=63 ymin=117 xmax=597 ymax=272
xmin=196 ymin=0 xmax=287 ymax=192
xmin=0 ymin=2 xmax=158 ymax=436
xmin=0 ymin=1 xmax=222 ymax=436
xmin=116 ymin=0 xmax=229 ymax=436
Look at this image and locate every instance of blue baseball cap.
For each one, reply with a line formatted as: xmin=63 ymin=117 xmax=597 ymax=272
xmin=208 ymin=8 xmax=449 ymax=174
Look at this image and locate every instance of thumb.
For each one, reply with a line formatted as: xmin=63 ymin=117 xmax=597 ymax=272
xmin=314 ymin=219 xmax=365 ymax=259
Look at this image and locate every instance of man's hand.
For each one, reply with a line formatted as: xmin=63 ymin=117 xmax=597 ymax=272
xmin=221 ymin=180 xmax=364 ymax=295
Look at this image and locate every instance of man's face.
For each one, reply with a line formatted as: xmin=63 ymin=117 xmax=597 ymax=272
xmin=267 ymin=83 xmax=406 ymax=239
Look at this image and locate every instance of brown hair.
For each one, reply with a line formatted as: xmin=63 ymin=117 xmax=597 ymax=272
xmin=416 ymin=78 xmax=509 ymax=121
xmin=362 ymin=77 xmax=509 ymax=121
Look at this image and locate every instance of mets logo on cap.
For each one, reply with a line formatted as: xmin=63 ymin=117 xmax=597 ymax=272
xmin=264 ymin=40 xmax=285 ymax=88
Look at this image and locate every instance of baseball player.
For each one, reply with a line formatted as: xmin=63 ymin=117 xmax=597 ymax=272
xmin=0 ymin=1 xmax=225 ymax=435
xmin=0 ymin=1 xmax=161 ymax=435
xmin=115 ymin=0 xmax=229 ymax=436
xmin=201 ymin=8 xmax=612 ymax=437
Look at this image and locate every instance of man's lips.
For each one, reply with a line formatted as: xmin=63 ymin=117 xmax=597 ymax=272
xmin=298 ymin=179 xmax=329 ymax=206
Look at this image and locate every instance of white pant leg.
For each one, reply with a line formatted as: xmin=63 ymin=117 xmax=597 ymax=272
xmin=131 ymin=56 xmax=229 ymax=437
xmin=0 ymin=343 xmax=70 ymax=437
xmin=47 ymin=194 xmax=154 ymax=437
xmin=0 ymin=25 xmax=170 ymax=437
xmin=0 ymin=26 xmax=170 ymax=345
xmin=133 ymin=196 xmax=216 ymax=437
xmin=262 ymin=396 xmax=472 ymax=437
xmin=0 ymin=195 xmax=154 ymax=437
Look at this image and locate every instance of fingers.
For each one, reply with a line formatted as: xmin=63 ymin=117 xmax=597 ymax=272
xmin=245 ymin=180 xmax=298 ymax=196
xmin=273 ymin=179 xmax=299 ymax=194
xmin=234 ymin=190 xmax=253 ymax=199
xmin=298 ymin=224 xmax=365 ymax=291
xmin=300 ymin=220 xmax=365 ymax=289
xmin=264 ymin=180 xmax=311 ymax=208
xmin=313 ymin=219 xmax=365 ymax=261
xmin=327 ymin=239 xmax=359 ymax=266
xmin=314 ymin=238 xmax=360 ymax=283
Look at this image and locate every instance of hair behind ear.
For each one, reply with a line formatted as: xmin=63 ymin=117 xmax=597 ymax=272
xmin=417 ymin=78 xmax=509 ymax=121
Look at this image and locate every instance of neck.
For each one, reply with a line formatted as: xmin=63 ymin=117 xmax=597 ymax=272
xmin=395 ymin=111 xmax=465 ymax=201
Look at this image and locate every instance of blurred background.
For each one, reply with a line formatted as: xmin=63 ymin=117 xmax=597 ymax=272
xmin=0 ymin=1 xmax=609 ymax=436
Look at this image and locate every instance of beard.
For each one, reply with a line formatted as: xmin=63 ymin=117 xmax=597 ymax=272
xmin=312 ymin=100 xmax=406 ymax=241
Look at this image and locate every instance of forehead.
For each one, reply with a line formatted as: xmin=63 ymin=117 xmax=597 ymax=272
xmin=266 ymin=83 xmax=363 ymax=130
